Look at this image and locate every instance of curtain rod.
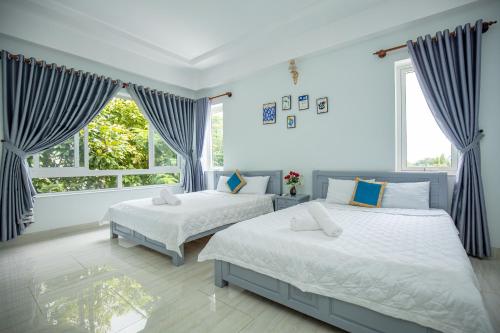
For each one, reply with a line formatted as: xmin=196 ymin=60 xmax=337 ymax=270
xmin=373 ymin=20 xmax=497 ymax=58
xmin=209 ymin=92 xmax=232 ymax=100
xmin=0 ymin=51 xmax=231 ymax=100
xmin=121 ymin=82 xmax=231 ymax=100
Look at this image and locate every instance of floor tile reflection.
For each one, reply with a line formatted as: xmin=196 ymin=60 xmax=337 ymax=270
xmin=32 ymin=266 xmax=149 ymax=332
xmin=0 ymin=226 xmax=499 ymax=332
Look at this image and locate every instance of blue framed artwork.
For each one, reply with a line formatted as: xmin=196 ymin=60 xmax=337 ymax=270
xmin=287 ymin=115 xmax=296 ymax=129
xmin=298 ymin=95 xmax=309 ymax=110
xmin=263 ymin=102 xmax=276 ymax=125
xmin=316 ymin=97 xmax=328 ymax=114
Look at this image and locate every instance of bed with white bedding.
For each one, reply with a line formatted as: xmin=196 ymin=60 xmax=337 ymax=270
xmin=198 ymin=171 xmax=493 ymax=333
xmin=106 ymin=170 xmax=281 ymax=265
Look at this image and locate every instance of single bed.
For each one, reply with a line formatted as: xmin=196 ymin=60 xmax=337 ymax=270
xmin=198 ymin=171 xmax=493 ymax=333
xmin=107 ymin=170 xmax=282 ymax=266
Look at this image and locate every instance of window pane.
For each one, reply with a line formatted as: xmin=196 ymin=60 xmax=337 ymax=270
xmin=27 ymin=156 xmax=34 ymax=168
xmin=39 ymin=138 xmax=74 ymax=168
xmin=211 ymin=104 xmax=224 ymax=168
xmin=405 ymin=71 xmax=452 ymax=168
xmin=154 ymin=131 xmax=177 ymax=166
xmin=88 ymin=98 xmax=149 ymax=170
xmin=122 ymin=173 xmax=180 ymax=187
xmin=33 ymin=176 xmax=117 ymax=193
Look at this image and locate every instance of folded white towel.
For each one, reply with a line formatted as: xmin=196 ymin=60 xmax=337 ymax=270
xmin=152 ymin=197 xmax=166 ymax=205
xmin=160 ymin=188 xmax=181 ymax=205
xmin=307 ymin=202 xmax=343 ymax=237
xmin=290 ymin=216 xmax=320 ymax=231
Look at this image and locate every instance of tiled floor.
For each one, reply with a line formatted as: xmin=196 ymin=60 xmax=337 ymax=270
xmin=0 ymin=226 xmax=498 ymax=333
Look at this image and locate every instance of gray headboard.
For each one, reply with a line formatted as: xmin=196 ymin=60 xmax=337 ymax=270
xmin=312 ymin=170 xmax=448 ymax=210
xmin=213 ymin=170 xmax=283 ymax=195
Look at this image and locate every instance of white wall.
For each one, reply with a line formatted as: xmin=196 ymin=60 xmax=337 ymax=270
xmin=199 ymin=2 xmax=500 ymax=247
xmin=28 ymin=187 xmax=181 ymax=233
xmin=0 ymin=34 xmax=194 ymax=233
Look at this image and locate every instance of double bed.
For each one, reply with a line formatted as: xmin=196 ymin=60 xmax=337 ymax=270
xmin=107 ymin=170 xmax=282 ymax=266
xmin=198 ymin=171 xmax=493 ymax=333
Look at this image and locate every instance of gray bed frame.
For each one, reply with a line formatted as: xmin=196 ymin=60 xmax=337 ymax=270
xmin=215 ymin=171 xmax=448 ymax=333
xmin=110 ymin=170 xmax=282 ymax=266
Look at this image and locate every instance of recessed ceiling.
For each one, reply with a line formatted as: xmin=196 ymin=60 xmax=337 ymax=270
xmin=0 ymin=0 xmax=481 ymax=90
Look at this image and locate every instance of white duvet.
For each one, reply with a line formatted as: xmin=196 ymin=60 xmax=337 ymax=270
xmin=104 ymin=190 xmax=274 ymax=255
xmin=198 ymin=201 xmax=493 ymax=333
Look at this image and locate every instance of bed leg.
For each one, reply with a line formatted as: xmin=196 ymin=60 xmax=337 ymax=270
xmin=214 ymin=260 xmax=228 ymax=288
xmin=172 ymin=253 xmax=184 ymax=266
xmin=172 ymin=244 xmax=185 ymax=266
xmin=110 ymin=222 xmax=118 ymax=239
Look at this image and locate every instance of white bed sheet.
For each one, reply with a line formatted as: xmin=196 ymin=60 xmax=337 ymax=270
xmin=198 ymin=201 xmax=493 ymax=333
xmin=104 ymin=190 xmax=274 ymax=255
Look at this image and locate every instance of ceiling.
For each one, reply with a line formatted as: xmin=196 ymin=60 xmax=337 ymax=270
xmin=0 ymin=0 xmax=481 ymax=90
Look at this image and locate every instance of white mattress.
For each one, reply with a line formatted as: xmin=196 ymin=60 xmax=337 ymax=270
xmin=198 ymin=201 xmax=493 ymax=333
xmin=104 ymin=190 xmax=274 ymax=255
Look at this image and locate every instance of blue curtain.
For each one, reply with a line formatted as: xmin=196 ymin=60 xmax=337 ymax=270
xmin=0 ymin=50 xmax=121 ymax=241
xmin=193 ymin=97 xmax=209 ymax=191
xmin=128 ymin=85 xmax=197 ymax=192
xmin=407 ymin=20 xmax=491 ymax=257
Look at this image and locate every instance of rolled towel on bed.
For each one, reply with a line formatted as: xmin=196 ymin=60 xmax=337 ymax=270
xmin=160 ymin=188 xmax=181 ymax=205
xmin=290 ymin=216 xmax=320 ymax=231
xmin=307 ymin=202 xmax=342 ymax=237
xmin=152 ymin=197 xmax=166 ymax=205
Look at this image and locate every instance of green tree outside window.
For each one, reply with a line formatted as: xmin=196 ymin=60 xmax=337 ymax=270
xmin=32 ymin=98 xmax=179 ymax=193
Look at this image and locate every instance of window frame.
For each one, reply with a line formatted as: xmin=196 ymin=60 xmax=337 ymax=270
xmin=395 ymin=59 xmax=458 ymax=174
xmin=29 ymin=92 xmax=181 ymax=194
xmin=205 ymin=103 xmax=224 ymax=171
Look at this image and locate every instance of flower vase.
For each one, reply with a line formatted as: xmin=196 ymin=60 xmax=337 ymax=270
xmin=289 ymin=185 xmax=297 ymax=196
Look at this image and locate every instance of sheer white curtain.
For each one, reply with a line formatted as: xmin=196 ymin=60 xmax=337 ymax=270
xmin=200 ymin=113 xmax=212 ymax=171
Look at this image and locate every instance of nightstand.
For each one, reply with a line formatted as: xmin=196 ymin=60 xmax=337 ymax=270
xmin=275 ymin=194 xmax=310 ymax=211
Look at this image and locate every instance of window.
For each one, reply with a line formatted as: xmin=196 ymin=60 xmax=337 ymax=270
xmin=205 ymin=103 xmax=224 ymax=169
xmin=29 ymin=94 xmax=180 ymax=193
xmin=395 ymin=59 xmax=457 ymax=172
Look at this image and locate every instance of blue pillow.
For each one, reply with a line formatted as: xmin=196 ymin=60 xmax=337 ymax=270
xmin=226 ymin=170 xmax=247 ymax=194
xmin=350 ymin=178 xmax=386 ymax=208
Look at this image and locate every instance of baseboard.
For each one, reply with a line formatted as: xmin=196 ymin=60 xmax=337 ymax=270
xmin=493 ymin=247 xmax=500 ymax=259
xmin=0 ymin=222 xmax=106 ymax=248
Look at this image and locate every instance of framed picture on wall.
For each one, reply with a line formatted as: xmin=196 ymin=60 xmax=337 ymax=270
xmin=287 ymin=115 xmax=296 ymax=129
xmin=263 ymin=102 xmax=277 ymax=124
xmin=298 ymin=95 xmax=309 ymax=110
xmin=316 ymin=97 xmax=328 ymax=114
xmin=282 ymin=95 xmax=291 ymax=110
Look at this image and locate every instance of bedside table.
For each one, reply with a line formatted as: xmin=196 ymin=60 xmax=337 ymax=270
xmin=276 ymin=194 xmax=310 ymax=211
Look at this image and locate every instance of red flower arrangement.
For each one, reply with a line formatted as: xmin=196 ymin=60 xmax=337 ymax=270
xmin=284 ymin=171 xmax=301 ymax=186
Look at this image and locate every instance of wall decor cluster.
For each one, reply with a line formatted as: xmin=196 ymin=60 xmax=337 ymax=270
xmin=262 ymin=94 xmax=329 ymax=127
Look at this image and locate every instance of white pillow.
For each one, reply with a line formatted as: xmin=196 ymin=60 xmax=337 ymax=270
xmin=381 ymin=182 xmax=430 ymax=209
xmin=238 ymin=176 xmax=270 ymax=195
xmin=325 ymin=178 xmax=373 ymax=205
xmin=216 ymin=176 xmax=231 ymax=192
